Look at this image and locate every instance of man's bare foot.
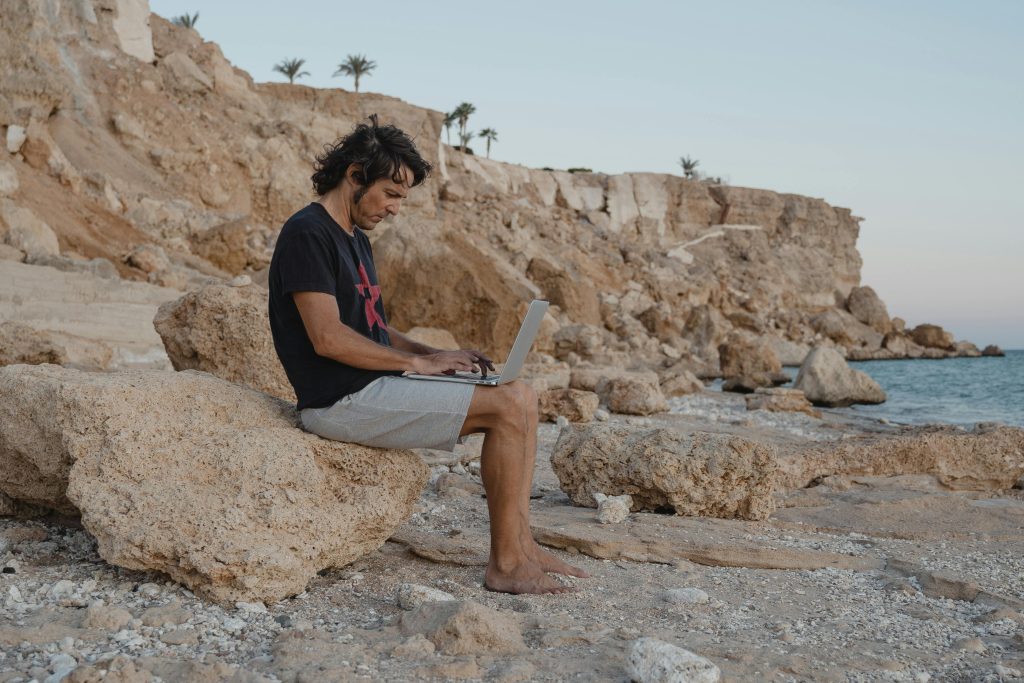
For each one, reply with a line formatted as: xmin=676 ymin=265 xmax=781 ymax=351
xmin=524 ymin=539 xmax=590 ymax=578
xmin=484 ymin=561 xmax=575 ymax=595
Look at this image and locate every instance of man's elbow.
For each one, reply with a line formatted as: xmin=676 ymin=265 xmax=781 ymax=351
xmin=309 ymin=332 xmax=337 ymax=359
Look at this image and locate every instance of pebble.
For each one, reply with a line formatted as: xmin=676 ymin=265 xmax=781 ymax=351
xmin=627 ymin=637 xmax=720 ymax=683
xmin=49 ymin=580 xmax=75 ymax=600
xmin=594 ymin=408 xmax=610 ymax=421
xmin=235 ymin=600 xmax=267 ymax=614
xmin=222 ymin=616 xmax=246 ymax=632
xmin=229 ymin=274 xmax=252 ymax=287
xmin=396 ymin=583 xmax=456 ymax=610
xmin=662 ymin=588 xmax=710 ymax=605
xmin=593 ymin=492 xmax=632 ymax=524
xmin=556 ymin=416 xmax=570 ymax=428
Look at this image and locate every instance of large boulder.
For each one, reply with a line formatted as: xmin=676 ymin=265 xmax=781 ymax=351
xmin=846 ymin=286 xmax=891 ymax=333
xmin=982 ymin=345 xmax=1005 ymax=357
xmin=776 ymin=425 xmax=1024 ymax=491
xmin=154 ymin=281 xmax=295 ymax=402
xmin=538 ymin=388 xmax=599 ymax=423
xmin=717 ymin=335 xmax=785 ymax=392
xmin=910 ymin=324 xmax=955 ymax=350
xmin=0 ymin=365 xmax=428 ymax=603
xmin=810 ymin=308 xmax=884 ymax=351
xmin=551 ymin=423 xmax=778 ymax=520
xmin=595 ymin=372 xmax=668 ymax=415
xmin=794 ymin=346 xmax=886 ymax=407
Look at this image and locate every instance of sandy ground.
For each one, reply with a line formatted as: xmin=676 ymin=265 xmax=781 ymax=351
xmin=2 ymin=392 xmax=1023 ymax=682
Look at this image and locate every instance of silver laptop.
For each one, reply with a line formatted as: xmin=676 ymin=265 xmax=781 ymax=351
xmin=403 ymin=300 xmax=549 ymax=385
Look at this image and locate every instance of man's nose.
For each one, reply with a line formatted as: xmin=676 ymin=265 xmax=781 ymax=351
xmin=386 ymin=201 xmax=400 ymax=216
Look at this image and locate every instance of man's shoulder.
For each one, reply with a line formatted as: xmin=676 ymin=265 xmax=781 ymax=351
xmin=280 ymin=204 xmax=332 ymax=238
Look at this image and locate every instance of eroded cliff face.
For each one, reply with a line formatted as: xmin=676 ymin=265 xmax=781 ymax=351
xmin=0 ymin=0 xmax=973 ymax=375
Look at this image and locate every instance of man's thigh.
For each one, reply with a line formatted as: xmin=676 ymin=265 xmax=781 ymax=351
xmin=301 ymin=376 xmax=474 ymax=451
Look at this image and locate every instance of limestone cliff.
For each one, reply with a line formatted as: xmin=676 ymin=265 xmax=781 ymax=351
xmin=0 ymin=0 xmax=978 ymax=376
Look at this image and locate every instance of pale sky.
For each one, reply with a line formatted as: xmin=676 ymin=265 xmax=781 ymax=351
xmin=151 ymin=0 xmax=1024 ymax=348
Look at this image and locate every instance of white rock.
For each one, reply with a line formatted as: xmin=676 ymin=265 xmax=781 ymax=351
xmin=396 ymin=583 xmax=456 ymax=610
xmin=594 ymin=408 xmax=610 ymax=421
xmin=137 ymin=582 xmax=162 ymax=597
xmin=0 ymin=200 xmax=60 ymax=258
xmin=235 ymin=600 xmax=267 ymax=613
xmin=6 ymin=125 xmax=27 ymax=154
xmin=627 ymin=638 xmax=721 ymax=683
xmin=555 ymin=415 xmax=570 ymax=428
xmin=222 ymin=616 xmax=246 ymax=632
xmin=50 ymin=580 xmax=75 ymax=599
xmin=593 ymin=492 xmax=632 ymax=524
xmin=229 ymin=274 xmax=252 ymax=287
xmin=662 ymin=588 xmax=710 ymax=605
xmin=7 ymin=585 xmax=23 ymax=603
xmin=111 ymin=0 xmax=155 ymax=62
xmin=0 ymin=159 xmax=18 ymax=196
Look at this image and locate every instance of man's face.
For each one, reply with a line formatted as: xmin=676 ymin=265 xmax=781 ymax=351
xmin=351 ymin=164 xmax=413 ymax=230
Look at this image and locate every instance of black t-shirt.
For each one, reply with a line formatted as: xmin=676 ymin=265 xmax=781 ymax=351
xmin=268 ymin=203 xmax=401 ymax=410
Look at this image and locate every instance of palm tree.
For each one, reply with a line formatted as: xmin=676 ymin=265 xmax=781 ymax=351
xmin=273 ymin=58 xmax=310 ymax=84
xmin=442 ymin=112 xmax=458 ymax=145
xmin=333 ymin=54 xmax=376 ymax=92
xmin=172 ymin=12 xmax=199 ymax=28
xmin=453 ymin=102 xmax=476 ymax=150
xmin=479 ymin=128 xmax=498 ymax=158
xmin=679 ymin=155 xmax=700 ymax=179
xmin=461 ymin=130 xmax=475 ymax=153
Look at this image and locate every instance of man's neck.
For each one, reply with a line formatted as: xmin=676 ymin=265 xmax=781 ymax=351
xmin=317 ymin=192 xmax=356 ymax=236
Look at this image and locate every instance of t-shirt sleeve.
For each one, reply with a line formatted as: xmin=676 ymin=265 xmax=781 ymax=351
xmin=276 ymin=227 xmax=336 ymax=296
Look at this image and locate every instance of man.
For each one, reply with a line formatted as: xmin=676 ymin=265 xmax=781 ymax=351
xmin=268 ymin=115 xmax=588 ymax=595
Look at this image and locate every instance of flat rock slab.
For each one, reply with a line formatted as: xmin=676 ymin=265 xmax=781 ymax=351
xmin=776 ymin=425 xmax=1024 ymax=491
xmin=528 ymin=506 xmax=881 ymax=571
xmin=0 ymin=365 xmax=428 ymax=604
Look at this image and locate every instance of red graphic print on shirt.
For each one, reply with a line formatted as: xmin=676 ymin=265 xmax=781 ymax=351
xmin=355 ymin=262 xmax=387 ymax=332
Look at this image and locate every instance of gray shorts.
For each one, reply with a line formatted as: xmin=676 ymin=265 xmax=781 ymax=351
xmin=300 ymin=376 xmax=476 ymax=452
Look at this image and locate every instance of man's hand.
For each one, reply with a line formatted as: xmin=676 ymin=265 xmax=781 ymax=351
xmin=412 ymin=349 xmax=495 ymax=377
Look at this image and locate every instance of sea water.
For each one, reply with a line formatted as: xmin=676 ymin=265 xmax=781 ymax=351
xmin=840 ymin=350 xmax=1024 ymax=427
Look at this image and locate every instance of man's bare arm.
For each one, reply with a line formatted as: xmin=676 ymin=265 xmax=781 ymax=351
xmin=292 ymin=292 xmax=482 ymax=375
xmin=388 ymin=328 xmax=438 ymax=355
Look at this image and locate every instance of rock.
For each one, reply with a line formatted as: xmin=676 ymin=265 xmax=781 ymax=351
xmin=627 ymin=637 xmax=720 ymax=683
xmin=551 ymin=423 xmax=778 ymax=520
xmin=0 ymin=260 xmax=176 ymax=371
xmin=911 ymin=323 xmax=955 ymax=350
xmin=593 ymin=492 xmax=632 ymax=524
xmin=125 ymin=244 xmax=171 ymax=274
xmin=662 ymin=587 xmax=710 ymax=605
xmin=399 ymin=600 xmax=525 ymax=655
xmin=190 ymin=218 xmax=265 ymax=275
xmin=403 ymin=326 xmax=460 ymax=350
xmin=140 ymin=600 xmax=190 ymax=627
xmin=0 ymin=365 xmax=428 ymax=603
xmin=659 ymin=365 xmax=704 ymax=397
xmin=5 ymin=125 xmax=27 ymax=154
xmin=391 ymin=633 xmax=436 ymax=658
xmin=396 ymin=583 xmax=457 ymax=610
xmin=154 ymin=283 xmax=295 ymax=401
xmin=955 ymin=340 xmax=982 ymax=357
xmin=538 ymin=388 xmax=599 ymax=423
xmin=765 ymin=336 xmax=811 ymax=366
xmin=776 ymin=425 xmax=1024 ymax=491
xmin=882 ymin=332 xmax=909 ymax=355
xmin=793 ymin=346 xmax=886 ymax=407
xmin=0 ymin=200 xmax=60 ymax=258
xmin=0 ymin=243 xmax=24 ymax=262
xmin=161 ymin=52 xmax=213 ymax=93
xmin=595 ymin=372 xmax=667 ymax=415
xmin=527 ymin=255 xmax=601 ymax=325
xmin=0 ymin=159 xmax=18 ymax=197
xmin=982 ymin=345 xmax=1005 ymax=357
xmin=111 ymin=0 xmax=155 ymax=62
xmin=82 ymin=603 xmax=133 ymax=631
xmin=718 ymin=335 xmax=782 ymax=382
xmin=0 ymin=321 xmax=68 ymax=366
xmin=745 ymin=387 xmax=820 ymax=418
xmin=810 ymin=308 xmax=884 ymax=351
xmin=846 ymin=285 xmax=891 ymax=333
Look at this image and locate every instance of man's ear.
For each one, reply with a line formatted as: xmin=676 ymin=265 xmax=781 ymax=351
xmin=348 ymin=164 xmax=366 ymax=185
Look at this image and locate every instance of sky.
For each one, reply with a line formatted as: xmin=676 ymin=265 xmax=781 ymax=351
xmin=150 ymin=0 xmax=1024 ymax=348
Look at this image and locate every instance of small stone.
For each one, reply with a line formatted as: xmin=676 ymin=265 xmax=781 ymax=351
xmin=274 ymin=614 xmax=293 ymax=628
xmin=593 ymin=492 xmax=632 ymax=524
xmin=396 ymin=583 xmax=457 ymax=610
xmin=229 ymin=274 xmax=252 ymax=287
xmin=137 ymin=582 xmax=162 ymax=597
xmin=222 ymin=616 xmax=246 ymax=632
xmin=83 ymin=603 xmax=133 ymax=631
xmin=50 ymin=580 xmax=75 ymax=599
xmin=6 ymin=125 xmax=27 ymax=154
xmin=662 ymin=587 xmax=710 ymax=605
xmin=993 ymin=664 xmax=1022 ymax=678
xmin=914 ymin=673 xmax=930 ymax=683
xmin=594 ymin=409 xmax=609 ymax=421
xmin=235 ymin=600 xmax=267 ymax=613
xmin=400 ymin=600 xmax=525 ymax=655
xmin=627 ymin=637 xmax=720 ymax=683
xmin=160 ymin=628 xmax=199 ymax=646
xmin=556 ymin=415 xmax=570 ymax=428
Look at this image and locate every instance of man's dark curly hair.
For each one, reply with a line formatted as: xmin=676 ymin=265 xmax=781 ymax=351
xmin=310 ymin=114 xmax=432 ymax=199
